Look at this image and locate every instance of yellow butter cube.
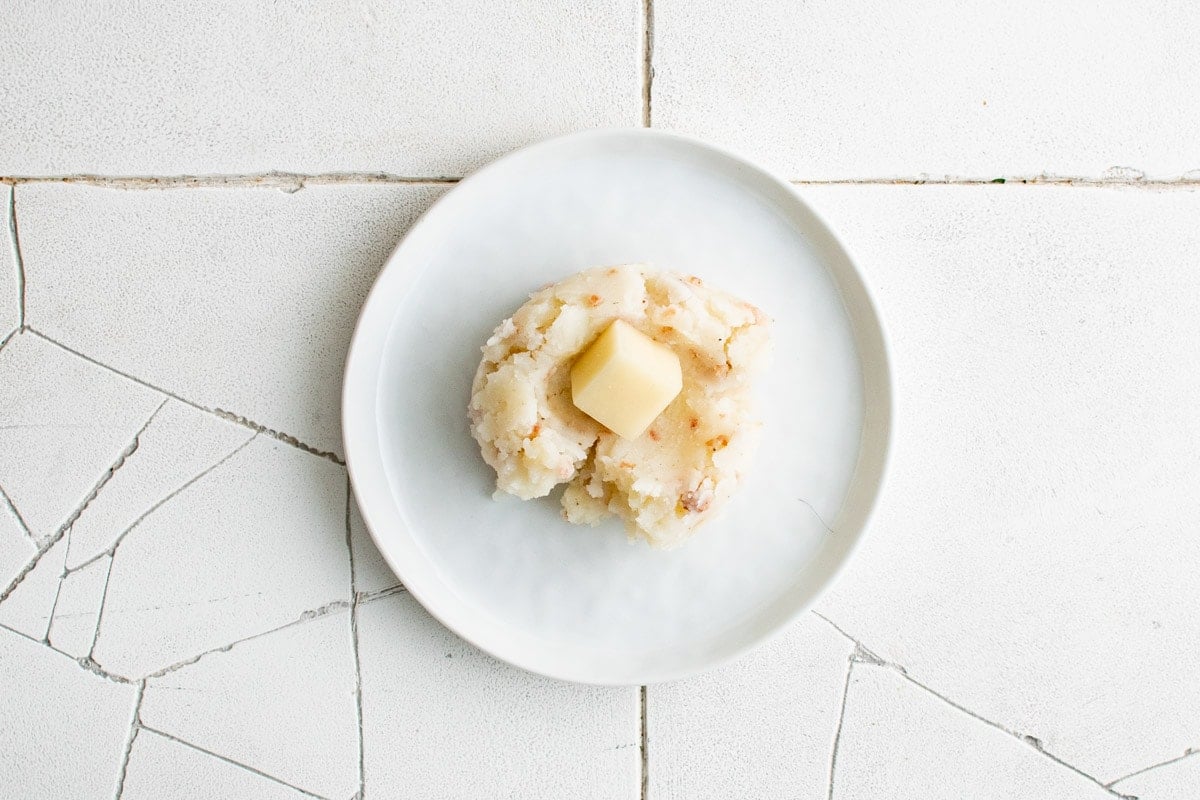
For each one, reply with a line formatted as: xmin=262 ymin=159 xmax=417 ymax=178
xmin=570 ymin=319 xmax=683 ymax=439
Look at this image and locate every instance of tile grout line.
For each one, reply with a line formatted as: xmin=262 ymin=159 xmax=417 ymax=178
xmin=357 ymin=584 xmax=405 ymax=604
xmin=0 ymin=618 xmax=131 ymax=686
xmin=138 ymin=724 xmax=332 ymax=800
xmin=1106 ymin=747 xmax=1199 ymax=788
xmin=112 ymin=681 xmax=145 ymax=800
xmin=0 ymin=619 xmax=44 ymax=646
xmin=66 ymin=433 xmax=258 ymax=577
xmin=86 ymin=554 xmax=117 ymax=659
xmin=1 ymin=173 xmax=459 ymax=190
xmin=143 ymin=596 xmax=352 ymax=680
xmin=345 ymin=475 xmax=367 ymax=800
xmin=211 ymin=407 xmax=342 ymax=465
xmin=0 ymin=400 xmax=164 ymax=604
xmin=641 ymin=0 xmax=654 ymax=128
xmin=811 ymin=611 xmax=884 ymax=664
xmin=640 ymin=685 xmax=649 ymax=800
xmin=886 ymin=662 xmax=1134 ymax=799
xmin=826 ymin=657 xmax=855 ymax=800
xmin=27 ymin=328 xmax=344 ymax=465
xmin=3 ymin=173 xmax=1200 ymax=189
xmin=8 ymin=184 xmax=25 ymax=328
xmin=810 ymin=611 xmax=1136 ymax=800
xmin=74 ymin=652 xmax=131 ymax=684
xmin=791 ymin=176 xmax=1200 ymax=188
xmin=0 ymin=483 xmax=35 ymax=541
xmin=42 ymin=529 xmax=69 ymax=644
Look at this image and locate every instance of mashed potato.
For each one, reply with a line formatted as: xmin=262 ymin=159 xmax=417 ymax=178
xmin=468 ymin=264 xmax=770 ymax=549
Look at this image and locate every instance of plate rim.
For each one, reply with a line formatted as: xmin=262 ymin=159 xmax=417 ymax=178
xmin=343 ymin=127 xmax=895 ymax=685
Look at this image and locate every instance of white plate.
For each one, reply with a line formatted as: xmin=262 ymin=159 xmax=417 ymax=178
xmin=343 ymin=129 xmax=892 ymax=685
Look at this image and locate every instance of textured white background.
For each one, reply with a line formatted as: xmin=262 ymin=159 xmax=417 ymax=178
xmin=2 ymin=1 xmax=1198 ymax=798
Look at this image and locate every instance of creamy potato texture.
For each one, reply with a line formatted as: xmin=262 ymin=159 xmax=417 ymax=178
xmin=468 ymin=264 xmax=770 ymax=549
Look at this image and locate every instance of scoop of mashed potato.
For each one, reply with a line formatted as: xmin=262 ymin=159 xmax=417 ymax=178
xmin=468 ymin=264 xmax=770 ymax=549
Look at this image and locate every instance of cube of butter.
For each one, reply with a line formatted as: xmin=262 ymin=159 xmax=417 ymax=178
xmin=570 ymin=319 xmax=683 ymax=439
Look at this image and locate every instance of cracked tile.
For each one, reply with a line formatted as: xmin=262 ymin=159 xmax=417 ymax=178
xmin=0 ymin=627 xmax=138 ymax=799
xmin=806 ymin=185 xmax=1200 ymax=779
xmin=648 ymin=614 xmax=854 ymax=799
xmin=0 ymin=332 xmax=161 ymax=540
xmin=121 ymin=728 xmax=313 ymax=800
xmin=834 ymin=664 xmax=1112 ymax=799
xmin=47 ymin=555 xmax=110 ymax=658
xmin=1 ymin=188 xmax=16 ymax=338
xmin=65 ymin=399 xmax=252 ymax=570
xmin=0 ymin=535 xmax=66 ymax=640
xmin=92 ymin=436 xmax=350 ymax=677
xmin=0 ymin=497 xmax=35 ymax=586
xmin=358 ymin=593 xmax=639 ymax=799
xmin=1112 ymin=753 xmax=1200 ymax=800
xmin=20 ymin=184 xmax=445 ymax=458
xmin=1 ymin=1 xmax=639 ymax=175
xmin=655 ymin=2 xmax=1200 ymax=180
xmin=141 ymin=608 xmax=357 ymax=799
xmin=349 ymin=497 xmax=398 ymax=596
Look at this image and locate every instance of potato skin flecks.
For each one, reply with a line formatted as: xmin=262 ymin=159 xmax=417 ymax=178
xmin=468 ymin=264 xmax=771 ymax=549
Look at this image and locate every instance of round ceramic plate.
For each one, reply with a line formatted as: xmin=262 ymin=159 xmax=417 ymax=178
xmin=343 ymin=129 xmax=891 ymax=685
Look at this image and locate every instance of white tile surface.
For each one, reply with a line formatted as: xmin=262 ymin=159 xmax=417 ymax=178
xmin=0 ymin=628 xmax=138 ymax=800
xmin=121 ymin=729 xmax=313 ymax=800
xmin=1 ymin=187 xmax=17 ymax=336
xmin=0 ymin=332 xmax=161 ymax=540
xmin=648 ymin=614 xmax=853 ymax=799
xmin=4 ymin=180 xmax=1194 ymax=795
xmin=65 ymin=399 xmax=252 ymax=570
xmin=47 ymin=555 xmax=110 ymax=658
xmin=1112 ymin=753 xmax=1200 ymax=800
xmin=3 ymin=1 xmax=1200 ymax=793
xmin=19 ymin=184 xmax=445 ymax=458
xmin=141 ymin=609 xmax=358 ymax=799
xmin=833 ymin=664 xmax=1112 ymax=799
xmin=806 ymin=185 xmax=1200 ymax=780
xmin=654 ymin=1 xmax=1200 ymax=180
xmin=0 ymin=0 xmax=640 ymax=176
xmin=358 ymin=593 xmax=640 ymax=799
xmin=92 ymin=437 xmax=350 ymax=677
xmin=0 ymin=535 xmax=65 ymax=640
